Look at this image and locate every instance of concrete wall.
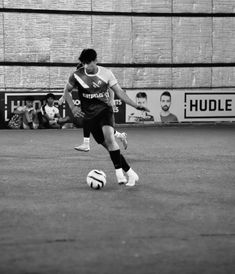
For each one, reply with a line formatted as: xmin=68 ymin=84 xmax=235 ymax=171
xmin=0 ymin=0 xmax=234 ymax=90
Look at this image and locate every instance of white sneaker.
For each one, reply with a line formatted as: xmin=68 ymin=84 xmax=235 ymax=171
xmin=118 ymin=132 xmax=128 ymax=150
xmin=116 ymin=175 xmax=128 ymax=185
xmin=74 ymin=143 xmax=90 ymax=152
xmin=126 ymin=169 xmax=139 ymax=187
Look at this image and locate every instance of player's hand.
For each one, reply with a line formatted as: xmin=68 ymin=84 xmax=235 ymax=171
xmin=109 ymin=98 xmax=115 ymax=108
xmin=107 ymin=98 xmax=117 ymax=112
xmin=136 ymin=106 xmax=150 ymax=112
xmin=72 ymin=106 xmax=85 ymax=118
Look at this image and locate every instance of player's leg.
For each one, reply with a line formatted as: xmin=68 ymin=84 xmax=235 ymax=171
xmin=58 ymin=116 xmax=70 ymax=124
xmin=102 ymin=125 xmax=138 ymax=186
xmin=114 ymin=130 xmax=128 ymax=150
xmin=101 ymin=125 xmax=128 ymax=184
xmin=89 ymin=110 xmax=138 ymax=186
xmin=37 ymin=112 xmax=49 ymax=129
xmin=22 ymin=113 xmax=33 ymax=129
xmin=32 ymin=112 xmax=39 ymax=129
xmin=74 ymin=121 xmax=91 ymax=152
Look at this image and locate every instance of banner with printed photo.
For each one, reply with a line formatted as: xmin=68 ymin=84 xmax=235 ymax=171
xmin=1 ymin=89 xmax=234 ymax=128
xmin=125 ymin=90 xmax=159 ymax=124
xmin=0 ymin=91 xmax=125 ymax=128
xmin=125 ymin=89 xmax=235 ymax=123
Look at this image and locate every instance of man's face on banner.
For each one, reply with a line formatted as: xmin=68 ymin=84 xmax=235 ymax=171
xmin=160 ymin=95 xmax=171 ymax=111
xmin=136 ymin=97 xmax=147 ymax=108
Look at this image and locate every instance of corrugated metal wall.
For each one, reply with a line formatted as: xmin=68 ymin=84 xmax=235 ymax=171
xmin=0 ymin=0 xmax=234 ymax=90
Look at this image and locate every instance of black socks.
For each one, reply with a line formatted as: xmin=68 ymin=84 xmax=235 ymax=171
xmin=109 ymin=150 xmax=130 ymax=172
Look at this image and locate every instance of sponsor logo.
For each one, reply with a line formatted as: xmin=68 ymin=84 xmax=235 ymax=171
xmin=184 ymin=92 xmax=235 ymax=118
xmin=82 ymin=91 xmax=109 ymax=99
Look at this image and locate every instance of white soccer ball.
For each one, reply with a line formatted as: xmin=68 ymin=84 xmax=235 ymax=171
xmin=86 ymin=169 xmax=106 ymax=189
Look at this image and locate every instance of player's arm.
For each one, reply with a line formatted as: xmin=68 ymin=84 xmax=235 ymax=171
xmin=110 ymin=83 xmax=150 ymax=112
xmin=54 ymin=110 xmax=61 ymax=119
xmin=107 ymin=88 xmax=116 ymax=110
xmin=24 ymin=109 xmax=32 ymax=122
xmin=63 ymin=81 xmax=85 ymax=118
xmin=41 ymin=105 xmax=51 ymax=120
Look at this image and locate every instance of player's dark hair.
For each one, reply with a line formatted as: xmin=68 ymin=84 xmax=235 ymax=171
xmin=79 ymin=49 xmax=97 ymax=64
xmin=25 ymin=96 xmax=34 ymax=102
xmin=160 ymin=91 xmax=171 ymax=100
xmin=45 ymin=93 xmax=55 ymax=100
xmin=76 ymin=62 xmax=83 ymax=69
xmin=136 ymin=92 xmax=147 ymax=99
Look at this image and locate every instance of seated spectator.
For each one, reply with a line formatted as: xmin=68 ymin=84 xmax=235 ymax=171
xmin=38 ymin=93 xmax=70 ymax=129
xmin=8 ymin=96 xmax=39 ymax=129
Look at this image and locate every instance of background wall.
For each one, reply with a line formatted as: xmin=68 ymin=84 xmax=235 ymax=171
xmin=0 ymin=0 xmax=235 ymax=122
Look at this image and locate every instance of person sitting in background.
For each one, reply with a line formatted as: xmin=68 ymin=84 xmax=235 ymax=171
xmin=38 ymin=93 xmax=70 ymax=129
xmin=8 ymin=96 xmax=39 ymax=129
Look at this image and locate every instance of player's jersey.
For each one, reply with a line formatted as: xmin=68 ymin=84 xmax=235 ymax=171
xmin=68 ymin=66 xmax=118 ymax=119
xmin=41 ymin=104 xmax=59 ymax=120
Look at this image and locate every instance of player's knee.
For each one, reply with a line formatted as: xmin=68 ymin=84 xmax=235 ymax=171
xmin=104 ymin=136 xmax=114 ymax=147
xmin=104 ymin=137 xmax=119 ymax=150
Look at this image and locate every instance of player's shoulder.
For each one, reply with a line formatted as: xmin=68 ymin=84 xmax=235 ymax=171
xmin=76 ymin=66 xmax=85 ymax=73
xmin=98 ymin=65 xmax=112 ymax=74
xmin=97 ymin=66 xmax=116 ymax=82
xmin=69 ymin=66 xmax=83 ymax=77
xmin=72 ymin=67 xmax=84 ymax=76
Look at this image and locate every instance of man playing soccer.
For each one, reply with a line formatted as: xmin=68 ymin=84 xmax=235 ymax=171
xmin=59 ymin=64 xmax=128 ymax=151
xmin=59 ymin=89 xmax=128 ymax=151
xmin=63 ymin=49 xmax=149 ymax=186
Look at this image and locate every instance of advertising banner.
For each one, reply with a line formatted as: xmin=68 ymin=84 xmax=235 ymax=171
xmin=0 ymin=91 xmax=126 ymax=127
xmin=126 ymin=89 xmax=235 ymax=123
xmin=3 ymin=92 xmax=69 ymax=122
xmin=0 ymin=89 xmax=234 ymax=128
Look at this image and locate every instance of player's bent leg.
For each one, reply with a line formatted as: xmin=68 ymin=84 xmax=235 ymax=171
xmin=102 ymin=126 xmax=127 ymax=184
xmin=102 ymin=125 xmax=119 ymax=151
xmin=114 ymin=131 xmax=128 ymax=150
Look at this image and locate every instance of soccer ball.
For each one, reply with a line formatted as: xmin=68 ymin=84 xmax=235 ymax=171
xmin=86 ymin=169 xmax=106 ymax=189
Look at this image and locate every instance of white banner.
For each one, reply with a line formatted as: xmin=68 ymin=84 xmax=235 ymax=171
xmin=126 ymin=89 xmax=235 ymax=123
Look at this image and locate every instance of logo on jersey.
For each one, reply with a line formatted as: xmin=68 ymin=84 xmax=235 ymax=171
xmin=82 ymin=91 xmax=109 ymax=99
xmin=92 ymin=80 xmax=103 ymax=88
xmin=92 ymin=82 xmax=100 ymax=88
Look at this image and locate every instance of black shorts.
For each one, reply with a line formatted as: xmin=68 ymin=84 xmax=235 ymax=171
xmin=86 ymin=109 xmax=115 ymax=144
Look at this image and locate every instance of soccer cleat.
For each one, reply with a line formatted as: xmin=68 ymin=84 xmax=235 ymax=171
xmin=74 ymin=143 xmax=90 ymax=152
xmin=126 ymin=170 xmax=139 ymax=187
xmin=116 ymin=175 xmax=128 ymax=185
xmin=118 ymin=132 xmax=128 ymax=150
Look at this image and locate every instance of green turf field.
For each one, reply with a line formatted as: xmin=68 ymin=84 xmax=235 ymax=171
xmin=0 ymin=126 xmax=234 ymax=274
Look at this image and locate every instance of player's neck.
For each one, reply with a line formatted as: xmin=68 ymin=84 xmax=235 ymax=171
xmin=85 ymin=66 xmax=98 ymax=75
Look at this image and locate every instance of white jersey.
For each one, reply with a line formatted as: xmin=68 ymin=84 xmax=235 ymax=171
xmin=41 ymin=104 xmax=59 ymax=120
